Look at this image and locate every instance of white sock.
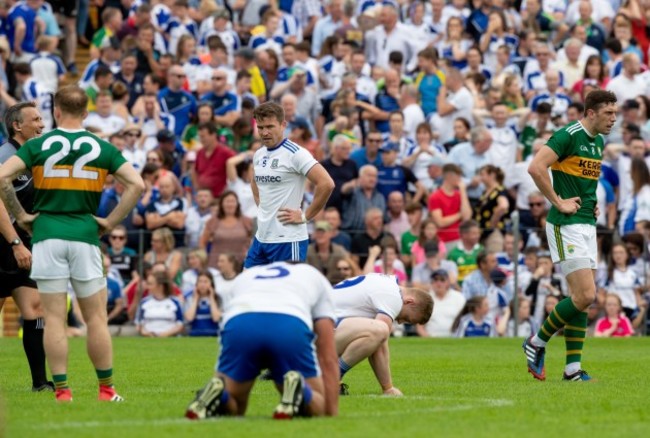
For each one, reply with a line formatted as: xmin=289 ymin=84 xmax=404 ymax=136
xmin=530 ymin=335 xmax=547 ymax=348
xmin=565 ymin=362 xmax=581 ymax=375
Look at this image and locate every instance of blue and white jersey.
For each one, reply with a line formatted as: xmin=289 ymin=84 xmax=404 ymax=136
xmin=128 ymin=0 xmax=146 ymax=17
xmin=200 ymin=90 xmax=239 ymax=116
xmin=357 ymin=0 xmax=397 ymax=16
xmin=381 ymin=133 xmax=417 ymax=163
xmin=461 ymin=64 xmax=493 ymax=82
xmin=455 ymin=315 xmax=495 ymax=337
xmin=221 ymin=262 xmax=336 ymax=329
xmin=436 ymin=39 xmax=473 ymax=70
xmin=318 ymin=55 xmax=346 ymax=97
xmin=21 ymin=78 xmax=53 ymax=131
xmin=609 ymin=59 xmax=623 ymax=78
xmin=158 ymin=88 xmax=197 ymax=137
xmin=483 ymin=33 xmax=519 ymax=70
xmin=332 ymin=274 xmax=402 ymax=321
xmin=248 ymin=34 xmax=284 ymax=55
xmin=277 ymin=12 xmax=303 ymax=42
xmin=137 ymin=296 xmax=184 ymax=334
xmin=30 ymin=52 xmax=65 ymax=94
xmin=410 ymin=21 xmax=440 ymax=49
xmin=252 ymin=138 xmax=318 ymax=243
xmin=7 ymin=2 xmax=38 ymax=55
xmin=276 ymin=63 xmax=315 ymax=86
xmin=523 ymin=61 xmax=566 ymax=95
xmin=183 ymin=294 xmax=220 ymax=337
xmin=495 ymin=253 xmax=525 ymax=275
xmin=79 ymin=59 xmax=121 ymax=89
xmin=529 ymin=92 xmax=572 ymax=117
xmin=182 ymin=55 xmax=202 ymax=92
xmin=151 ymin=3 xmax=172 ymax=30
xmin=199 ymin=28 xmax=241 ymax=58
xmin=164 ymin=17 xmax=199 ymax=55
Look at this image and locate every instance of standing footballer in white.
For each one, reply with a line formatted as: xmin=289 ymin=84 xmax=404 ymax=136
xmin=244 ymin=102 xmax=334 ymax=268
xmin=332 ymin=274 xmax=434 ymax=396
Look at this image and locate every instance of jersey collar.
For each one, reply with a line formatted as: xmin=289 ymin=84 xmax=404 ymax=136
xmin=578 ymin=121 xmax=596 ymax=139
xmin=266 ymin=138 xmax=288 ymax=152
xmin=8 ymin=138 xmax=22 ymax=150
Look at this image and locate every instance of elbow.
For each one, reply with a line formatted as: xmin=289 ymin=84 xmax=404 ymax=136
xmin=323 ymin=176 xmax=335 ymax=194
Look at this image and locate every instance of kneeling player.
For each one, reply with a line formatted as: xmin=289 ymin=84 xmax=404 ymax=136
xmin=185 ymin=262 xmax=339 ymax=420
xmin=333 ymin=274 xmax=433 ymax=395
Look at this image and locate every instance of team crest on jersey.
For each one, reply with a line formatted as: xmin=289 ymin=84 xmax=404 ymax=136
xmin=567 ymin=244 xmax=575 ymax=255
xmin=580 ymin=146 xmax=588 ymax=152
xmin=271 ymin=159 xmax=279 ymax=169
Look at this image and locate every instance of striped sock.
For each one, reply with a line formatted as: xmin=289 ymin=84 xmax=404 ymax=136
xmin=537 ymin=297 xmax=582 ymax=343
xmin=96 ymin=368 xmax=113 ymax=387
xmin=339 ymin=358 xmax=352 ymax=378
xmin=564 ymin=311 xmax=588 ymax=368
xmin=53 ymin=374 xmax=68 ymax=390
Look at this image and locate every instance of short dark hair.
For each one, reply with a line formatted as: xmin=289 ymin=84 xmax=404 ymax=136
xmin=476 ymin=251 xmax=491 ymax=268
xmin=389 ymin=51 xmax=403 ymax=65
xmin=198 ymin=121 xmax=218 ymax=136
xmin=94 ymin=65 xmax=113 ymax=80
xmin=4 ymin=102 xmax=37 ymax=138
xmin=536 ymin=102 xmax=552 ymax=114
xmin=54 ymin=86 xmax=88 ymax=117
xmin=236 ymin=69 xmax=252 ymax=81
xmin=253 ymin=102 xmax=285 ymax=124
xmin=13 ymin=62 xmax=31 ymax=75
xmin=459 ymin=219 xmax=479 ymax=234
xmin=584 ymin=90 xmax=617 ymax=114
xmin=568 ymin=102 xmax=584 ymax=113
xmin=442 ymin=163 xmax=463 ymax=176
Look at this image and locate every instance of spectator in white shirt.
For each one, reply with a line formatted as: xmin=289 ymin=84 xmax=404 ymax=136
xmin=365 ymin=3 xmax=420 ymax=71
xmin=430 ymin=67 xmax=474 ymax=144
xmin=606 ymin=53 xmax=646 ymax=103
xmin=83 ymin=92 xmax=126 ymax=137
xmin=417 ymin=269 xmax=466 ymax=337
xmin=399 ymin=83 xmax=425 ymax=138
xmin=185 ymin=189 xmax=214 ymax=249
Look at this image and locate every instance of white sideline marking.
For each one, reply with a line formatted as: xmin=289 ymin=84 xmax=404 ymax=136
xmin=20 ymin=398 xmax=514 ymax=429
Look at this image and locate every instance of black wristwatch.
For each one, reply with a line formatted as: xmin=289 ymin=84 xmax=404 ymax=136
xmin=10 ymin=238 xmax=21 ymax=247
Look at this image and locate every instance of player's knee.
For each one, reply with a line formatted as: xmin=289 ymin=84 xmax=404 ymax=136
xmin=369 ymin=322 xmax=390 ymax=344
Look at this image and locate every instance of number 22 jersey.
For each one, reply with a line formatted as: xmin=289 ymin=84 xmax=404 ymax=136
xmin=15 ymin=128 xmax=127 ymax=246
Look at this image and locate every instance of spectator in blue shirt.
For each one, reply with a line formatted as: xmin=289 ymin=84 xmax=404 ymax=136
xmin=350 ymin=129 xmax=383 ymax=168
xmin=376 ymin=141 xmax=427 ymax=204
xmin=373 ymin=69 xmax=401 ymax=133
xmin=184 ymin=271 xmax=221 ymax=337
xmin=6 ymin=0 xmax=38 ymax=60
xmin=200 ymin=67 xmax=241 ymax=127
xmin=452 ymin=296 xmax=496 ymax=337
xmin=158 ymin=64 xmax=197 ymax=137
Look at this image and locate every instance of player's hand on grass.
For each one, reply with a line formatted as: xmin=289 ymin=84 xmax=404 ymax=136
xmin=383 ymin=387 xmax=403 ymax=397
xmin=16 ymin=213 xmax=38 ymax=236
xmin=12 ymin=243 xmax=32 ymax=270
xmin=557 ymin=196 xmax=582 ymax=215
xmin=93 ymin=216 xmax=113 ymax=236
xmin=278 ymin=207 xmax=305 ymax=224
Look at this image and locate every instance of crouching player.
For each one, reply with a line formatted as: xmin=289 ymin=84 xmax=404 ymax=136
xmin=333 ymin=274 xmax=434 ymax=395
xmin=185 ymin=262 xmax=339 ymax=420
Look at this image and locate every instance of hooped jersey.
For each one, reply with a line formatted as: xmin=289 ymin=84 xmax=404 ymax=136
xmin=15 ymin=128 xmax=127 ymax=246
xmin=253 ymin=138 xmax=317 ymax=243
xmin=546 ymin=121 xmax=604 ymax=226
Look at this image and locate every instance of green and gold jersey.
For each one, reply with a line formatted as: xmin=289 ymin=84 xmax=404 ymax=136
xmin=546 ymin=121 xmax=603 ymax=226
xmin=16 ymin=128 xmax=127 ymax=246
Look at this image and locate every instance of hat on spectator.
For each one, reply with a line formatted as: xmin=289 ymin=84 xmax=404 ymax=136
xmin=423 ymin=240 xmax=439 ymax=257
xmin=379 ymin=141 xmax=399 ymax=153
xmin=315 ymin=221 xmax=331 ymax=231
xmin=156 ymin=129 xmax=175 ymax=142
xmin=235 ymin=48 xmax=256 ymax=61
xmin=426 ymin=155 xmax=445 ymax=168
xmin=490 ymin=268 xmax=507 ymax=284
xmin=122 ymin=123 xmax=141 ymax=135
xmin=537 ymin=250 xmax=552 ymax=260
xmin=288 ymin=116 xmax=310 ymax=131
xmin=430 ymin=269 xmax=448 ymax=280
xmin=622 ymin=99 xmax=641 ymax=111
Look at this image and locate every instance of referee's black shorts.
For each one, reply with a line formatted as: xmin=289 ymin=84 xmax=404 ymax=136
xmin=0 ymin=239 xmax=37 ymax=298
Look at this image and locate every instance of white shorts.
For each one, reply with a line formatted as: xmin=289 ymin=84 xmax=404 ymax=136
xmin=546 ymin=222 xmax=597 ymax=269
xmin=32 ymin=239 xmax=103 ymax=281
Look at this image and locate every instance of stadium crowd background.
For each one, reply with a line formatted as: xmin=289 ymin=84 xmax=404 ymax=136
xmin=1 ymin=0 xmax=650 ymax=338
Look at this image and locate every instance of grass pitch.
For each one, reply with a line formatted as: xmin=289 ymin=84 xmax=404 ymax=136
xmin=2 ymin=336 xmax=649 ymax=437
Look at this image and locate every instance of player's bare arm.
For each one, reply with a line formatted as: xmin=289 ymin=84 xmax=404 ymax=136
xmin=369 ymin=313 xmax=401 ymax=396
xmin=278 ymin=163 xmax=334 ymax=225
xmin=94 ymin=162 xmax=145 ymax=235
xmin=0 ymin=156 xmax=37 ymax=234
xmin=250 ymin=170 xmax=260 ymax=206
xmin=528 ymin=146 xmax=582 ymax=215
xmin=314 ymin=318 xmax=340 ymax=416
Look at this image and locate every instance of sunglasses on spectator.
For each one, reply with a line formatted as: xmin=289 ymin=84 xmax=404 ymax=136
xmin=338 ymin=266 xmax=351 ymax=271
xmin=212 ymin=77 xmax=226 ymax=81
xmin=110 ymin=235 xmax=126 ymax=240
xmin=172 ymin=73 xmax=186 ymax=78
xmin=367 ymin=138 xmax=382 ymax=143
xmin=529 ymin=202 xmax=544 ymax=207
xmin=432 ymin=277 xmax=446 ymax=282
xmin=125 ymin=132 xmax=141 ymax=137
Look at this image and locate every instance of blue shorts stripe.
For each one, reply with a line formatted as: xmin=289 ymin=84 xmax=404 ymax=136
xmin=244 ymin=237 xmax=308 ymax=268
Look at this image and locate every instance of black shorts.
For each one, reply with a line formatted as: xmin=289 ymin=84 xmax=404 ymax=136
xmin=0 ymin=271 xmax=37 ymax=298
xmin=48 ymin=0 xmax=78 ymax=18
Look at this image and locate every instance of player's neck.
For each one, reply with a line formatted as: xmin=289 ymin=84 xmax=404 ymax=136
xmin=57 ymin=117 xmax=84 ymax=130
xmin=578 ymin=119 xmax=597 ymax=137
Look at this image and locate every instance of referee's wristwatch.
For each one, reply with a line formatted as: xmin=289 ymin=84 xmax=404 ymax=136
xmin=10 ymin=238 xmax=21 ymax=247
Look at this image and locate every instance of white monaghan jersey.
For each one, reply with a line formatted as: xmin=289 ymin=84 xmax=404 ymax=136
xmin=221 ymin=262 xmax=336 ymax=329
xmin=332 ymin=274 xmax=403 ymax=321
xmin=253 ymin=138 xmax=317 ymax=243
xmin=22 ymin=79 xmax=53 ymax=132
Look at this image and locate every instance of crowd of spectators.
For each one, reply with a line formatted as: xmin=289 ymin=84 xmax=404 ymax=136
xmin=2 ymin=0 xmax=650 ymax=337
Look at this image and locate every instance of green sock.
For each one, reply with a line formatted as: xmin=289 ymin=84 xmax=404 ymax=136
xmin=96 ymin=368 xmax=113 ymax=387
xmin=537 ymin=297 xmax=582 ymax=342
xmin=53 ymin=374 xmax=68 ymax=390
xmin=564 ymin=312 xmax=588 ymax=365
